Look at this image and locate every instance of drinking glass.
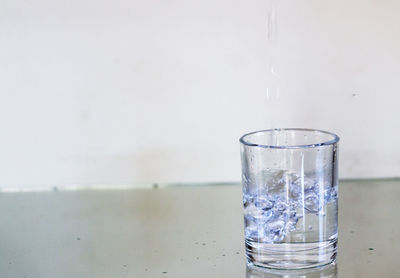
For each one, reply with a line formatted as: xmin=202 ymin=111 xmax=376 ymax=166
xmin=240 ymin=128 xmax=339 ymax=269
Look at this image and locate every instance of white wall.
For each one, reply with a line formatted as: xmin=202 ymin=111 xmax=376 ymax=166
xmin=1 ymin=0 xmax=399 ymax=188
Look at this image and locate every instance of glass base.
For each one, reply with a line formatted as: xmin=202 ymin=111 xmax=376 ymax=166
xmin=246 ymin=261 xmax=338 ymax=278
xmin=245 ymin=239 xmax=337 ymax=270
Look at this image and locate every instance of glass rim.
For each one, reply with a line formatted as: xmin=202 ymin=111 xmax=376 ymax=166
xmin=239 ymin=128 xmax=340 ymax=149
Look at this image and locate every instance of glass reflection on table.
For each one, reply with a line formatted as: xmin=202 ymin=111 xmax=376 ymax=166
xmin=246 ymin=263 xmax=337 ymax=278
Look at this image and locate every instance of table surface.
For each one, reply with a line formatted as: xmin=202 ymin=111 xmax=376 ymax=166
xmin=0 ymin=180 xmax=399 ymax=278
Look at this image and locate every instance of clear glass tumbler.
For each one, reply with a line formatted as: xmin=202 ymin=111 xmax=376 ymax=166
xmin=240 ymin=128 xmax=339 ymax=269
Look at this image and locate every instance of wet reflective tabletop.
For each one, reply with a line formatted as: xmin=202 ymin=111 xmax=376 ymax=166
xmin=0 ymin=180 xmax=398 ymax=277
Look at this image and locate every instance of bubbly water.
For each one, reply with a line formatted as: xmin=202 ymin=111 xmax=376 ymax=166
xmin=243 ymin=169 xmax=338 ymax=268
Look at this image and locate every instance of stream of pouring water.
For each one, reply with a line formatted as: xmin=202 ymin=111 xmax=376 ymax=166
xmin=266 ymin=0 xmax=280 ymax=128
